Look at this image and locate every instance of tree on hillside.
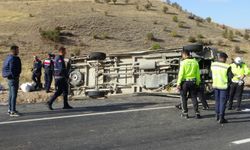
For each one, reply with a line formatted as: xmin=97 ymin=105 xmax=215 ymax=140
xmin=112 ymin=0 xmax=117 ymax=4
xmin=222 ymin=29 xmax=234 ymax=41
xmin=162 ymin=0 xmax=171 ymax=4
xmin=166 ymin=0 xmax=171 ymax=4
xmin=206 ymin=17 xmax=212 ymax=23
xmin=228 ymin=30 xmax=234 ymax=41
xmin=104 ymin=0 xmax=111 ymax=4
xmin=222 ymin=29 xmax=228 ymax=39
xmin=125 ymin=0 xmax=129 ymax=4
xmin=162 ymin=6 xmax=168 ymax=14
xmin=244 ymin=32 xmax=250 ymax=40
xmin=172 ymin=16 xmax=178 ymax=22
xmin=171 ymin=2 xmax=182 ymax=11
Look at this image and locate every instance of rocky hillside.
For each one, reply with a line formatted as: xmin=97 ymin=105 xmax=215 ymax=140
xmin=0 ymin=0 xmax=249 ymax=83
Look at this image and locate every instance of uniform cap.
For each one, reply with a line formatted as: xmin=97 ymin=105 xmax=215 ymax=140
xmin=234 ymin=57 xmax=243 ymax=64
xmin=217 ymin=52 xmax=228 ymax=59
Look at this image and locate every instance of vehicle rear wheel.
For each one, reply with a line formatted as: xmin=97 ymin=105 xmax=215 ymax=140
xmin=69 ymin=70 xmax=84 ymax=87
xmin=87 ymin=90 xmax=106 ymax=98
xmin=88 ymin=52 xmax=106 ymax=60
xmin=183 ymin=44 xmax=203 ymax=52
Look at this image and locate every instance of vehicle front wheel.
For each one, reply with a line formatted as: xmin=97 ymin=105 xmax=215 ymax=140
xmin=88 ymin=52 xmax=106 ymax=61
xmin=87 ymin=90 xmax=107 ymax=98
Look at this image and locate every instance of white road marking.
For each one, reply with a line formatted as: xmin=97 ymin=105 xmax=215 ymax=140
xmin=1 ymin=97 xmax=247 ymax=125
xmin=0 ymin=105 xmax=175 ymax=125
xmin=231 ymin=138 xmax=250 ymax=145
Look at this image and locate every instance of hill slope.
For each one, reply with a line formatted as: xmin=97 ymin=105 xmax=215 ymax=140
xmin=0 ymin=0 xmax=249 ymax=83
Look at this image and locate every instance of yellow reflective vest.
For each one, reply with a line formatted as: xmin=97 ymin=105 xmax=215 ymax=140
xmin=177 ymin=58 xmax=201 ymax=86
xmin=230 ymin=63 xmax=249 ymax=83
xmin=211 ymin=62 xmax=230 ymax=90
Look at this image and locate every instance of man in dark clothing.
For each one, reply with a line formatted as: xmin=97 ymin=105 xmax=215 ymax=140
xmin=228 ymin=57 xmax=249 ymax=111
xmin=175 ymin=83 xmax=209 ymax=110
xmin=43 ymin=53 xmax=54 ymax=93
xmin=2 ymin=45 xmax=22 ymax=117
xmin=32 ymin=56 xmax=42 ymax=90
xmin=46 ymin=47 xmax=73 ymax=110
xmin=177 ymin=50 xmax=201 ymax=119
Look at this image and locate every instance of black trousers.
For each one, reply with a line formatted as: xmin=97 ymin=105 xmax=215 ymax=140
xmin=48 ymin=78 xmax=69 ymax=106
xmin=197 ymin=85 xmax=209 ymax=108
xmin=44 ymin=71 xmax=53 ymax=92
xmin=32 ymin=72 xmax=41 ymax=89
xmin=228 ymin=82 xmax=244 ymax=109
xmin=180 ymin=81 xmax=199 ymax=114
xmin=176 ymin=85 xmax=208 ymax=109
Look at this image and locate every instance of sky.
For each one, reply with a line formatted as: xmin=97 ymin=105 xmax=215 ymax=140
xmin=167 ymin=0 xmax=250 ymax=29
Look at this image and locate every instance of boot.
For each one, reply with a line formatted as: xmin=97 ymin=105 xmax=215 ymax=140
xmin=63 ymin=103 xmax=73 ymax=109
xmin=195 ymin=111 xmax=201 ymax=119
xmin=215 ymin=114 xmax=219 ymax=121
xmin=46 ymin=101 xmax=53 ymax=110
xmin=218 ymin=115 xmax=228 ymax=124
xmin=175 ymin=104 xmax=182 ymax=110
xmin=228 ymin=106 xmax=233 ymax=110
xmin=181 ymin=113 xmax=189 ymax=119
xmin=195 ymin=114 xmax=202 ymax=119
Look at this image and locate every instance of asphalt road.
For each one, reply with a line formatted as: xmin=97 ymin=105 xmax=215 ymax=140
xmin=0 ymin=94 xmax=250 ymax=150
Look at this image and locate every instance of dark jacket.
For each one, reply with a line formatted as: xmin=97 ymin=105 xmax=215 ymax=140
xmin=43 ymin=58 xmax=54 ymax=72
xmin=2 ymin=54 xmax=22 ymax=79
xmin=227 ymin=67 xmax=233 ymax=84
xmin=54 ymin=55 xmax=68 ymax=79
xmin=33 ymin=59 xmax=42 ymax=74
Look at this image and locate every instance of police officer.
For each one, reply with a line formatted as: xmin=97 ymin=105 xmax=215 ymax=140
xmin=32 ymin=56 xmax=42 ymax=90
xmin=197 ymin=83 xmax=209 ymax=109
xmin=228 ymin=57 xmax=249 ymax=111
xmin=211 ymin=52 xmax=231 ymax=124
xmin=43 ymin=53 xmax=54 ymax=93
xmin=2 ymin=45 xmax=22 ymax=117
xmin=175 ymin=84 xmax=209 ymax=110
xmin=177 ymin=50 xmax=201 ymax=119
xmin=46 ymin=47 xmax=73 ymax=110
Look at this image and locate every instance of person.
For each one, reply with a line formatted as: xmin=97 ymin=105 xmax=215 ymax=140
xmin=2 ymin=45 xmax=22 ymax=117
xmin=46 ymin=47 xmax=73 ymax=110
xmin=177 ymin=50 xmax=201 ymax=119
xmin=175 ymin=83 xmax=209 ymax=110
xmin=197 ymin=83 xmax=209 ymax=109
xmin=211 ymin=52 xmax=231 ymax=124
xmin=228 ymin=57 xmax=249 ymax=111
xmin=32 ymin=56 xmax=42 ymax=90
xmin=43 ymin=53 xmax=54 ymax=93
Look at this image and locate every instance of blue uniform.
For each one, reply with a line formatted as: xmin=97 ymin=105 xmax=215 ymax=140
xmin=2 ymin=54 xmax=22 ymax=113
xmin=43 ymin=58 xmax=54 ymax=92
xmin=32 ymin=59 xmax=42 ymax=89
xmin=211 ymin=62 xmax=232 ymax=122
xmin=53 ymin=55 xmax=68 ymax=78
xmin=2 ymin=55 xmax=22 ymax=79
xmin=48 ymin=55 xmax=70 ymax=107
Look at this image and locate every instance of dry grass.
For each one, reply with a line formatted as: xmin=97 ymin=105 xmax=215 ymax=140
xmin=0 ymin=9 xmax=27 ymax=21
xmin=0 ymin=0 xmax=250 ymax=103
xmin=0 ymin=0 xmax=249 ymax=81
